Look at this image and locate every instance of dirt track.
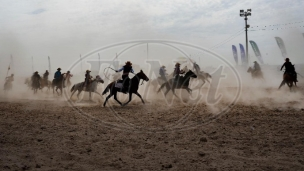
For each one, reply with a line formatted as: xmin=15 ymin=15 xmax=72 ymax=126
xmin=1 ymin=84 xmax=304 ymax=171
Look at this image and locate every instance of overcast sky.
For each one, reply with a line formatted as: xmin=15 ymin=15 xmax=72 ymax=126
xmin=0 ymin=0 xmax=304 ymax=77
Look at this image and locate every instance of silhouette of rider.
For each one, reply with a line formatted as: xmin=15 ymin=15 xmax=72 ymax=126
xmin=54 ymin=68 xmax=61 ymax=83
xmin=32 ymin=71 xmax=41 ymax=89
xmin=253 ymin=61 xmax=261 ymax=73
xmin=280 ymin=58 xmax=298 ymax=82
xmin=174 ymin=62 xmax=185 ymax=83
xmin=43 ymin=70 xmax=49 ymax=84
xmin=115 ymin=61 xmax=134 ymax=93
xmin=159 ymin=65 xmax=167 ymax=82
xmin=5 ymin=74 xmax=14 ymax=82
xmin=84 ymin=70 xmax=92 ymax=89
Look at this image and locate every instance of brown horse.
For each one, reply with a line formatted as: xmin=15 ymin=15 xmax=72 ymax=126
xmin=40 ymin=78 xmax=51 ymax=91
xmin=247 ymin=67 xmax=264 ymax=80
xmin=52 ymin=74 xmax=66 ymax=96
xmin=278 ymin=73 xmax=297 ymax=91
xmin=102 ymin=70 xmax=149 ymax=107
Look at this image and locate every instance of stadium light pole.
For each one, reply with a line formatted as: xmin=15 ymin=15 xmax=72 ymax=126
xmin=240 ymin=9 xmax=251 ymax=65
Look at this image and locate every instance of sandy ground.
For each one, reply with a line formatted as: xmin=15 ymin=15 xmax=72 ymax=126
xmin=1 ymin=80 xmax=304 ymax=170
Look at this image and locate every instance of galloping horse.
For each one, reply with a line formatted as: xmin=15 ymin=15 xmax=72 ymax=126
xmin=102 ymin=70 xmax=149 ymax=107
xmin=70 ymin=76 xmax=104 ymax=101
xmin=52 ymin=74 xmax=66 ymax=96
xmin=40 ymin=78 xmax=51 ymax=91
xmin=32 ymin=77 xmax=40 ymax=94
xmin=157 ymin=70 xmax=197 ymax=97
xmin=278 ymin=73 xmax=297 ymax=91
xmin=247 ymin=67 xmax=264 ymax=80
xmin=192 ymin=71 xmax=212 ymax=90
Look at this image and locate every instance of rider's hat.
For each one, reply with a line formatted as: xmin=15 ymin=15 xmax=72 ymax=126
xmin=35 ymin=71 xmax=38 ymax=73
xmin=285 ymin=58 xmax=290 ymax=61
xmin=67 ymin=71 xmax=70 ymax=73
xmin=254 ymin=61 xmax=257 ymax=63
xmin=57 ymin=68 xmax=61 ymax=71
xmin=86 ymin=70 xmax=91 ymax=72
xmin=125 ymin=61 xmax=132 ymax=66
xmin=175 ymin=62 xmax=181 ymax=66
xmin=161 ymin=65 xmax=166 ymax=68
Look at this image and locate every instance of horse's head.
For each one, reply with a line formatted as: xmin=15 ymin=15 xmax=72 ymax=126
xmin=136 ymin=70 xmax=149 ymax=81
xmin=96 ymin=75 xmax=104 ymax=83
xmin=185 ymin=70 xmax=197 ymax=78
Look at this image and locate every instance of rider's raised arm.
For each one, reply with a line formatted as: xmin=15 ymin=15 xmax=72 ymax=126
xmin=280 ymin=62 xmax=286 ymax=71
xmin=116 ymin=66 xmax=124 ymax=72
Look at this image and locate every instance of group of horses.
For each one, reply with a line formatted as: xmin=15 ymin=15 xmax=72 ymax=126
xmin=5 ymin=65 xmax=297 ymax=106
xmin=21 ymin=67 xmax=211 ymax=106
xmin=247 ymin=67 xmax=298 ymax=91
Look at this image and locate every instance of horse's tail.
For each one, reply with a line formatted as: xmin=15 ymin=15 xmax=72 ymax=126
xmin=157 ymin=82 xmax=167 ymax=93
xmin=102 ymin=84 xmax=110 ymax=95
xmin=70 ymin=85 xmax=75 ymax=92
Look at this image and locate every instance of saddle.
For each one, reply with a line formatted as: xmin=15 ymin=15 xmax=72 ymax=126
xmin=115 ymin=79 xmax=130 ymax=93
xmin=173 ymin=76 xmax=188 ymax=88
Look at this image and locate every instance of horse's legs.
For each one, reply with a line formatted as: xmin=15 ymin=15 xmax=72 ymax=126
xmin=164 ymin=87 xmax=170 ymax=96
xmin=122 ymin=93 xmax=133 ymax=106
xmin=76 ymin=90 xmax=82 ymax=100
xmin=278 ymin=80 xmax=285 ymax=90
xmin=135 ymin=92 xmax=145 ymax=104
xmin=70 ymin=90 xmax=77 ymax=99
xmin=103 ymin=93 xmax=113 ymax=107
xmin=113 ymin=92 xmax=122 ymax=106
xmin=186 ymin=88 xmax=192 ymax=95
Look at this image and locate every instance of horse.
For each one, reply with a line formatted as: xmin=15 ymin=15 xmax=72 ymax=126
xmin=192 ymin=71 xmax=212 ymax=90
xmin=52 ymin=74 xmax=66 ymax=96
xmin=31 ymin=77 xmax=41 ymax=94
xmin=70 ymin=76 xmax=104 ymax=101
xmin=247 ymin=67 xmax=264 ymax=80
xmin=150 ymin=75 xmax=173 ymax=92
xmin=102 ymin=70 xmax=149 ymax=107
xmin=40 ymin=78 xmax=51 ymax=91
xmin=157 ymin=70 xmax=197 ymax=97
xmin=278 ymin=73 xmax=297 ymax=91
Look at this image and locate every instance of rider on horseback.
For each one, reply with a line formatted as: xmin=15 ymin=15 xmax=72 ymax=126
xmin=253 ymin=61 xmax=261 ymax=73
xmin=43 ymin=70 xmax=49 ymax=84
xmin=159 ymin=65 xmax=167 ymax=82
xmin=54 ymin=68 xmax=65 ymax=87
xmin=32 ymin=71 xmax=41 ymax=89
xmin=4 ymin=74 xmax=14 ymax=90
xmin=84 ymin=70 xmax=92 ymax=89
xmin=174 ymin=62 xmax=185 ymax=82
xmin=115 ymin=61 xmax=134 ymax=93
xmin=280 ymin=58 xmax=298 ymax=82
xmin=5 ymin=74 xmax=14 ymax=82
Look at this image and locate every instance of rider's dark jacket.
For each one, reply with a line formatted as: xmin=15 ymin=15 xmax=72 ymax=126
xmin=281 ymin=62 xmax=294 ymax=73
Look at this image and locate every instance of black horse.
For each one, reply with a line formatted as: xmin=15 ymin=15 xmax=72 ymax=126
xmin=52 ymin=73 xmax=66 ymax=96
xmin=157 ymin=70 xmax=197 ymax=97
xmin=102 ymin=70 xmax=149 ymax=107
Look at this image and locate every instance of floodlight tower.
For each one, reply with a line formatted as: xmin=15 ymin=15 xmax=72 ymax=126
xmin=240 ymin=9 xmax=251 ymax=65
